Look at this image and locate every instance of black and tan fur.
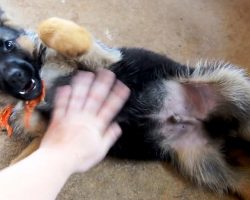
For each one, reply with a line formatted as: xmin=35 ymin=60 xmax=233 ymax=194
xmin=0 ymin=9 xmax=250 ymax=199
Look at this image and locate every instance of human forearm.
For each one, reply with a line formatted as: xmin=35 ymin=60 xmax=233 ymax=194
xmin=0 ymin=149 xmax=74 ymax=200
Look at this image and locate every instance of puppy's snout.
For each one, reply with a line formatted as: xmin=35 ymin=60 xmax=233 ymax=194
xmin=6 ymin=67 xmax=26 ymax=84
xmin=3 ymin=59 xmax=33 ymax=89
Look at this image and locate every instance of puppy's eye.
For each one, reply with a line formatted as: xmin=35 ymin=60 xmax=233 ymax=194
xmin=4 ymin=40 xmax=15 ymax=51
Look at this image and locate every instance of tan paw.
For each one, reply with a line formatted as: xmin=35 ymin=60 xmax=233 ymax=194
xmin=38 ymin=17 xmax=92 ymax=57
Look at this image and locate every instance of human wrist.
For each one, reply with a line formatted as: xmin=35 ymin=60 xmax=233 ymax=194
xmin=35 ymin=148 xmax=77 ymax=176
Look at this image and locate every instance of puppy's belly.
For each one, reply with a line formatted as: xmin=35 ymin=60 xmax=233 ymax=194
xmin=110 ymin=80 xmax=213 ymax=160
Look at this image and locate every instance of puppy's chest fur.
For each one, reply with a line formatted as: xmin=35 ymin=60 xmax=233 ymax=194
xmin=40 ymin=49 xmax=78 ymax=88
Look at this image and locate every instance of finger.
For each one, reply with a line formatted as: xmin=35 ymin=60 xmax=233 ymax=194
xmin=83 ymin=70 xmax=116 ymax=114
xmin=102 ymin=122 xmax=122 ymax=152
xmin=97 ymin=80 xmax=130 ymax=130
xmin=52 ymin=85 xmax=71 ymax=120
xmin=67 ymin=72 xmax=94 ymax=114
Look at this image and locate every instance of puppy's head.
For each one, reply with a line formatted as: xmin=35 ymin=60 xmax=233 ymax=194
xmin=0 ymin=9 xmax=42 ymax=101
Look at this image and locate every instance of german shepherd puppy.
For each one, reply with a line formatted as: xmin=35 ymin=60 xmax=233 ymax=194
xmin=0 ymin=9 xmax=250 ymax=199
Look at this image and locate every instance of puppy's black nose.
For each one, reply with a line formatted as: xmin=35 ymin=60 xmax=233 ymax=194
xmin=3 ymin=59 xmax=32 ymax=90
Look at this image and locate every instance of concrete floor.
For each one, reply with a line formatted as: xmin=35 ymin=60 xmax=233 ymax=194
xmin=0 ymin=0 xmax=250 ymax=199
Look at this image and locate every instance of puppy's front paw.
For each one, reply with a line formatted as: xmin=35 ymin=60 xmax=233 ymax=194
xmin=38 ymin=17 xmax=92 ymax=57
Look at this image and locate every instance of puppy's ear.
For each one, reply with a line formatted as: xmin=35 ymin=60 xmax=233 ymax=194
xmin=0 ymin=7 xmax=9 ymax=25
xmin=0 ymin=7 xmax=22 ymax=29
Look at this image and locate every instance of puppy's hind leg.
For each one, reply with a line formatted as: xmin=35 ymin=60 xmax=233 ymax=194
xmin=38 ymin=18 xmax=122 ymax=70
xmin=160 ymin=114 xmax=244 ymax=197
xmin=168 ymin=138 xmax=238 ymax=195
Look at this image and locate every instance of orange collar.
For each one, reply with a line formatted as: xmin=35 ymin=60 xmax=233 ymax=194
xmin=0 ymin=105 xmax=14 ymax=137
xmin=0 ymin=81 xmax=45 ymax=137
xmin=24 ymin=81 xmax=45 ymax=129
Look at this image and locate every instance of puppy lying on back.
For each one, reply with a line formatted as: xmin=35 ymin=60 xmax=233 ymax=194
xmin=0 ymin=10 xmax=250 ymax=199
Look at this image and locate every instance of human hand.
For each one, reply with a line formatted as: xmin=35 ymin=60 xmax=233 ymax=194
xmin=39 ymin=70 xmax=130 ymax=173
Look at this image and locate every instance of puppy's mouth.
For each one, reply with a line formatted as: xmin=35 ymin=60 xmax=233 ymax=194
xmin=19 ymin=79 xmax=36 ymax=95
xmin=13 ymin=77 xmax=43 ymax=101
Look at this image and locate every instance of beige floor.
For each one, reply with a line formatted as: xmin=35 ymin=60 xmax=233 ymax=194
xmin=0 ymin=0 xmax=250 ymax=199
